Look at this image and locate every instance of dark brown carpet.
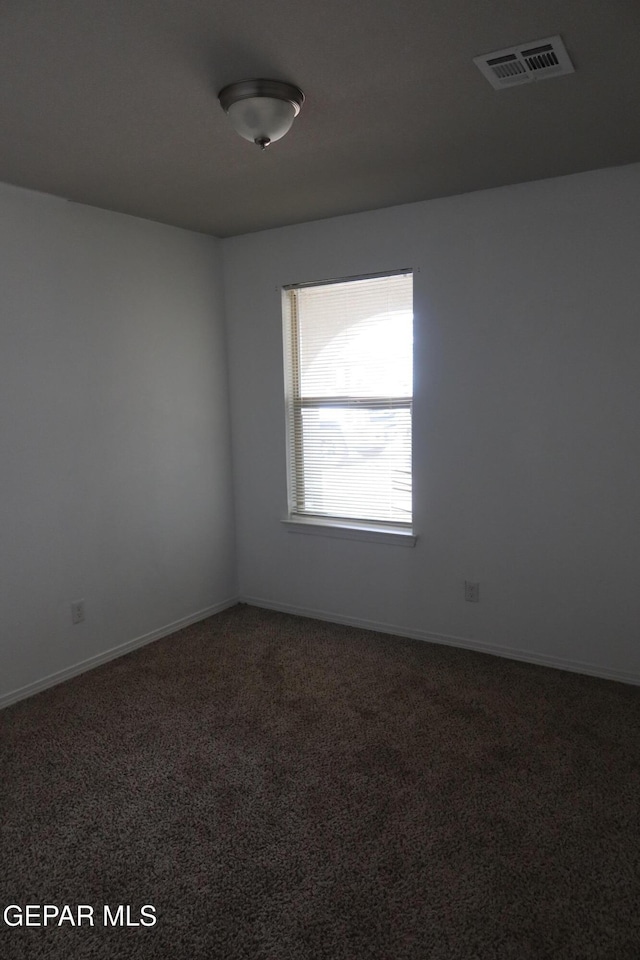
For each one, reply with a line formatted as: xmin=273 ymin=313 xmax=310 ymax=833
xmin=2 ymin=603 xmax=640 ymax=959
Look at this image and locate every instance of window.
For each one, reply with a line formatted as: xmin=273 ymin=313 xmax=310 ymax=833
xmin=283 ymin=270 xmax=413 ymax=533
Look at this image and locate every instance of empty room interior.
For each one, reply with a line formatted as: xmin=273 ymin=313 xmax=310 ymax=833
xmin=1 ymin=1 xmax=640 ymax=958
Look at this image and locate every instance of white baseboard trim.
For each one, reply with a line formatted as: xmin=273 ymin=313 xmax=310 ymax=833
xmin=240 ymin=595 xmax=640 ymax=687
xmin=0 ymin=597 xmax=239 ymax=711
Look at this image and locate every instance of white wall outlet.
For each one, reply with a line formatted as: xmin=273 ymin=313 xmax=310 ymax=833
xmin=71 ymin=599 xmax=85 ymax=624
xmin=464 ymin=581 xmax=480 ymax=603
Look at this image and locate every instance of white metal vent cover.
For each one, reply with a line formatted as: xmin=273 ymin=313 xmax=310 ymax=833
xmin=474 ymin=35 xmax=574 ymax=89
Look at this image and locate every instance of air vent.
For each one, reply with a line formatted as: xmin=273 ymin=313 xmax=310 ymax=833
xmin=474 ymin=35 xmax=574 ymax=89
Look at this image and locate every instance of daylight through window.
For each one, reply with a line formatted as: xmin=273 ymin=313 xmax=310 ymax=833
xmin=283 ymin=271 xmax=413 ymax=528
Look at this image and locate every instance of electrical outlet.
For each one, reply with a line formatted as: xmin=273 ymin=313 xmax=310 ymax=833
xmin=464 ymin=581 xmax=480 ymax=603
xmin=71 ymin=599 xmax=85 ymax=624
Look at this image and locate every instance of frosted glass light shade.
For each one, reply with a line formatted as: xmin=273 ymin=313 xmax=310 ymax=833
xmin=227 ymin=97 xmax=296 ymax=145
xmin=218 ymin=79 xmax=304 ymax=149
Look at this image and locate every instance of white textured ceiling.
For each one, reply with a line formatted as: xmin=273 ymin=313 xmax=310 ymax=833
xmin=1 ymin=0 xmax=638 ymax=236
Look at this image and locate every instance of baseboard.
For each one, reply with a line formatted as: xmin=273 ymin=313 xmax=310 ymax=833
xmin=240 ymin=595 xmax=640 ymax=688
xmin=5 ymin=594 xmax=637 ymax=710
xmin=0 ymin=597 xmax=239 ymax=710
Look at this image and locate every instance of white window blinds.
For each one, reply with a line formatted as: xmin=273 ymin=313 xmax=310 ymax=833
xmin=283 ymin=271 xmax=413 ymax=528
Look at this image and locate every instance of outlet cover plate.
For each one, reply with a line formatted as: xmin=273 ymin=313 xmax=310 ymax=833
xmin=464 ymin=581 xmax=480 ymax=603
xmin=71 ymin=599 xmax=85 ymax=624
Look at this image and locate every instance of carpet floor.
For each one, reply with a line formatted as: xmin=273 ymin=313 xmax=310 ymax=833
xmin=1 ymin=603 xmax=640 ymax=959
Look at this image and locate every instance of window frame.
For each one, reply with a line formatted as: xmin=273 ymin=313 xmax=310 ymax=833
xmin=282 ymin=270 xmax=416 ymax=545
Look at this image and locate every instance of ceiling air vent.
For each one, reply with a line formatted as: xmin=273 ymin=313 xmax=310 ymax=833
xmin=474 ymin=35 xmax=574 ymax=90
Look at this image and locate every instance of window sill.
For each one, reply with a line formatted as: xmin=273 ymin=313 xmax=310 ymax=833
xmin=282 ymin=517 xmax=417 ymax=546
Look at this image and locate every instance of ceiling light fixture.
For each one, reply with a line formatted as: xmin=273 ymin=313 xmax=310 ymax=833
xmin=218 ymin=79 xmax=305 ymax=150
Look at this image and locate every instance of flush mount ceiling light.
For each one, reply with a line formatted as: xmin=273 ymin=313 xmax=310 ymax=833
xmin=218 ymin=79 xmax=305 ymax=150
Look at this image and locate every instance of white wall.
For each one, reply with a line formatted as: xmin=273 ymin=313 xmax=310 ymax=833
xmin=223 ymin=164 xmax=640 ymax=683
xmin=0 ymin=183 xmax=237 ymax=705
